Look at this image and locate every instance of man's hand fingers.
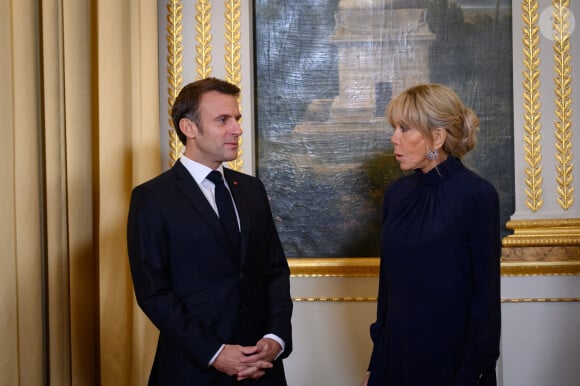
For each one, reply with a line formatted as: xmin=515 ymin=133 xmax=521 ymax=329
xmin=212 ymin=345 xmax=253 ymax=376
xmin=240 ymin=338 xmax=281 ymax=363
xmin=238 ymin=345 xmax=258 ymax=356
xmin=237 ymin=365 xmax=268 ymax=380
xmin=240 ymin=352 xmax=264 ymax=363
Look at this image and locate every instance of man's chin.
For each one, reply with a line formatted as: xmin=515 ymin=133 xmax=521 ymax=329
xmin=223 ymin=152 xmax=239 ymax=162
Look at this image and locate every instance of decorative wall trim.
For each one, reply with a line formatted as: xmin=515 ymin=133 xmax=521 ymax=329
xmin=521 ymin=0 xmax=544 ymax=212
xmin=501 ymin=297 xmax=580 ymax=303
xmin=289 ymin=246 xmax=580 ymax=277
xmin=195 ymin=0 xmax=213 ymax=79
xmin=552 ymin=0 xmax=574 ymax=210
xmin=224 ymin=0 xmax=241 ymax=87
xmin=166 ymin=0 xmax=184 ymax=167
xmin=293 ymin=297 xmax=377 ymax=302
xmin=503 ymin=218 xmax=580 ymax=246
xmin=291 ymin=296 xmax=580 ymax=303
xmin=224 ymin=0 xmax=243 ymax=171
xmin=501 ymin=260 xmax=580 ymax=276
xmin=288 ymin=258 xmax=379 ymax=277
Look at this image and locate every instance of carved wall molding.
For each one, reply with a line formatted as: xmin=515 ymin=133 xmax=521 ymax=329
xmin=503 ymin=218 xmax=580 ymax=246
xmin=289 ymin=246 xmax=580 ymax=277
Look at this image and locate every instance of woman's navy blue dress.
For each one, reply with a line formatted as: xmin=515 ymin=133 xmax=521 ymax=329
xmin=367 ymin=156 xmax=501 ymax=386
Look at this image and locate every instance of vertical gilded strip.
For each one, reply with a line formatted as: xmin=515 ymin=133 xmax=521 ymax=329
xmin=167 ymin=0 xmax=184 ymax=166
xmin=195 ymin=0 xmax=213 ymax=79
xmin=224 ymin=0 xmax=243 ymax=171
xmin=552 ymin=0 xmax=574 ymax=210
xmin=521 ymin=0 xmax=544 ymax=212
xmin=552 ymin=1 xmax=574 ymax=210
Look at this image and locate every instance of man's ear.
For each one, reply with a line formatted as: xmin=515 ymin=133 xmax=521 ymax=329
xmin=179 ymin=117 xmax=197 ymax=140
xmin=433 ymin=127 xmax=447 ymax=149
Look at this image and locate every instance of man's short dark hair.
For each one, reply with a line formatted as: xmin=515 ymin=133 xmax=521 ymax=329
xmin=171 ymin=78 xmax=241 ymax=145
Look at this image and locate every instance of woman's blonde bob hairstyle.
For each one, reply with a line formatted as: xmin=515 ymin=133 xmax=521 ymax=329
xmin=386 ymin=83 xmax=480 ymax=159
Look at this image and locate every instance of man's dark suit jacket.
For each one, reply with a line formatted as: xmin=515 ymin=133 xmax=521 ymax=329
xmin=127 ymin=161 xmax=293 ymax=386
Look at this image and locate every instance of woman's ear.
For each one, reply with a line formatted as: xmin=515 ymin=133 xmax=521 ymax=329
xmin=179 ymin=117 xmax=197 ymax=140
xmin=433 ymin=127 xmax=447 ymax=149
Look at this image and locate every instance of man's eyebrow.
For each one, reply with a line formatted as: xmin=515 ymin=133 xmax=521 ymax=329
xmin=215 ymin=113 xmax=242 ymax=120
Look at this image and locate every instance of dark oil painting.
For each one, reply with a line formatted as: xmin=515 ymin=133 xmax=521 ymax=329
xmin=254 ymin=0 xmax=514 ymax=257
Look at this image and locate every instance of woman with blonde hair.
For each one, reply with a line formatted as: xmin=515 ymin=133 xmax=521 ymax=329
xmin=361 ymin=84 xmax=501 ymax=386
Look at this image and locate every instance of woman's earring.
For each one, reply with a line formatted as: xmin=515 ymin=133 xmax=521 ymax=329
xmin=426 ymin=149 xmax=439 ymax=161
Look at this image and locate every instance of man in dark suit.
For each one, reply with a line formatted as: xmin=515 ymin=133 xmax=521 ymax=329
xmin=127 ymin=77 xmax=292 ymax=385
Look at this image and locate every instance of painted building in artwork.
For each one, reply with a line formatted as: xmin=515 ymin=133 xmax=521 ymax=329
xmin=328 ymin=0 xmax=435 ymax=122
xmin=286 ymin=0 xmax=437 ymax=256
xmin=292 ymin=0 xmax=435 ymax=168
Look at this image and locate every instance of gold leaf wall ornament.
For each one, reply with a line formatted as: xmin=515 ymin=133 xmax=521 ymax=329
xmin=224 ymin=0 xmax=243 ymax=172
xmin=552 ymin=0 xmax=574 ymax=210
xmin=195 ymin=0 xmax=213 ymax=79
xmin=167 ymin=0 xmax=184 ymax=167
xmin=224 ymin=0 xmax=241 ymax=87
xmin=521 ymin=0 xmax=544 ymax=212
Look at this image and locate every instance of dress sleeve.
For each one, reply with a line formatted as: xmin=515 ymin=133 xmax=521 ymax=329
xmin=367 ymin=189 xmax=391 ymax=372
xmin=452 ymin=181 xmax=501 ymax=385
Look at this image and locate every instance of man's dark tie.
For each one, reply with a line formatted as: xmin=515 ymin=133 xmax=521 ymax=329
xmin=207 ymin=170 xmax=240 ymax=256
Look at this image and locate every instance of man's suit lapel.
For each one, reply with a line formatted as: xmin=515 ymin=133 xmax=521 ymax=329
xmin=224 ymin=169 xmax=248 ymax=266
xmin=171 ymin=161 xmax=235 ymax=258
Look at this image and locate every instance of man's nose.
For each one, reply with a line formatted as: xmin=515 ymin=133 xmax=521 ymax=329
xmin=232 ymin=121 xmax=243 ymax=135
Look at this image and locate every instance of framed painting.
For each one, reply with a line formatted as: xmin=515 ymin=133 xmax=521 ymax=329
xmin=254 ymin=0 xmax=514 ymax=259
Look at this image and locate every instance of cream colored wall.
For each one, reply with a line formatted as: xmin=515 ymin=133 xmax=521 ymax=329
xmin=154 ymin=1 xmax=580 ymax=386
xmin=285 ymin=277 xmax=377 ymax=386
xmin=501 ymin=276 xmax=580 ymax=386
